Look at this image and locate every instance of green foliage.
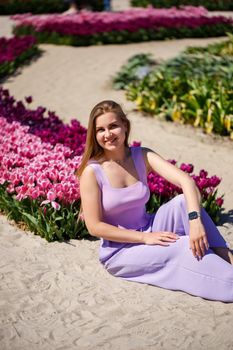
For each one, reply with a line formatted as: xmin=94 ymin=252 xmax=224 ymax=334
xmin=201 ymin=190 xmax=224 ymax=224
xmin=115 ymin=36 xmax=233 ymax=138
xmin=186 ymin=32 xmax=233 ymax=57
xmin=0 ymin=185 xmax=89 ymax=242
xmin=113 ymin=53 xmax=157 ymax=90
xmin=131 ymin=0 xmax=233 ymax=11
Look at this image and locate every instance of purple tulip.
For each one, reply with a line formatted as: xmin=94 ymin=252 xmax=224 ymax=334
xmin=180 ymin=163 xmax=194 ymax=173
xmin=131 ymin=141 xmax=141 ymax=147
xmin=0 ymin=36 xmax=37 ymax=64
xmin=25 ymin=96 xmax=33 ymax=104
xmin=210 ymin=175 xmax=221 ymax=187
xmin=199 ymin=169 xmax=208 ymax=178
xmin=216 ymin=197 xmax=224 ymax=207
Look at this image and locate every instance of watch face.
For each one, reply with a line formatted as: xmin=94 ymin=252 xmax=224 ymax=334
xmin=188 ymin=211 xmax=199 ymax=220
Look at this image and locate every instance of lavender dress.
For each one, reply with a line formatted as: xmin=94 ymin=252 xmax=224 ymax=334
xmin=89 ymin=147 xmax=233 ymax=302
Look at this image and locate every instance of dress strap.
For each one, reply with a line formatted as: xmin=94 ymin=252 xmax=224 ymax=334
xmin=130 ymin=146 xmax=148 ymax=184
xmin=87 ymin=161 xmax=108 ymax=188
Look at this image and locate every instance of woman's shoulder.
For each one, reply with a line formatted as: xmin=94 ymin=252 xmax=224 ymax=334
xmin=80 ymin=164 xmax=96 ymax=179
xmin=81 ymin=160 xmax=104 ymax=186
xmin=81 ymin=160 xmax=100 ymax=179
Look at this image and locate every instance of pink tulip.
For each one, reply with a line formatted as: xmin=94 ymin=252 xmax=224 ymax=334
xmin=47 ymin=190 xmax=57 ymax=201
xmin=0 ymin=117 xmax=81 ymax=205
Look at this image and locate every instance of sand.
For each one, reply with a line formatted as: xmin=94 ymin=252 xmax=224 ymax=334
xmin=1 ymin=2 xmax=233 ymax=349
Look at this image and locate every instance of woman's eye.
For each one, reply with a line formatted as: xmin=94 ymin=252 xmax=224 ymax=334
xmin=110 ymin=124 xmax=118 ymax=129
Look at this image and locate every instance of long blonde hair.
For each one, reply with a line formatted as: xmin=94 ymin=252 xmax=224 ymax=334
xmin=77 ymin=100 xmax=131 ymax=177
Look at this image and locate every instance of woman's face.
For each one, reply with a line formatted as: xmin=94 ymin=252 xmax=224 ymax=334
xmin=95 ymin=112 xmax=127 ymax=151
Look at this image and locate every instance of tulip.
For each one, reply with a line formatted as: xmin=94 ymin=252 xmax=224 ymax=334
xmin=216 ymin=197 xmax=224 ymax=207
xmin=11 ymin=7 xmax=232 ymax=43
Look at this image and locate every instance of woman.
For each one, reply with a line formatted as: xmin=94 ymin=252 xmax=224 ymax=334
xmin=78 ymin=100 xmax=233 ymax=302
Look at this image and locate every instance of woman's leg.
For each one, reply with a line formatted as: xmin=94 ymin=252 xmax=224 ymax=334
xmin=152 ymin=194 xmax=230 ymax=258
xmin=103 ymin=194 xmax=233 ymax=301
xmin=104 ymin=236 xmax=233 ymax=302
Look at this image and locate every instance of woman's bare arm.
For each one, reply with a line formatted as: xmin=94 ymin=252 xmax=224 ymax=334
xmin=143 ymin=148 xmax=209 ymax=257
xmin=80 ymin=165 xmax=178 ymax=245
xmin=143 ymin=148 xmax=202 ymax=213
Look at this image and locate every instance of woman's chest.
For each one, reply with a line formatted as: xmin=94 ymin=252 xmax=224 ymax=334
xmin=102 ymin=161 xmax=139 ymax=188
xmin=101 ymin=181 xmax=150 ymax=213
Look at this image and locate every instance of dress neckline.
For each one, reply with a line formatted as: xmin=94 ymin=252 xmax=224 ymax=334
xmin=98 ymin=147 xmax=141 ymax=190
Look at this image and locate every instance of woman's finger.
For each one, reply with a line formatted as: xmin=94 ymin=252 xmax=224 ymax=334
xmin=161 ymin=237 xmax=177 ymax=242
xmin=194 ymin=241 xmax=202 ymax=259
xmin=190 ymin=240 xmax=197 ymax=258
xmin=161 ymin=232 xmax=179 ymax=239
xmin=199 ymin=239 xmax=206 ymax=257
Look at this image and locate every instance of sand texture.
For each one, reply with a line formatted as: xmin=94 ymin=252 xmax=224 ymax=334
xmin=1 ymin=3 xmax=233 ymax=349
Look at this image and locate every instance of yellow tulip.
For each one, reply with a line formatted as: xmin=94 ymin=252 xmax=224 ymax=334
xmin=150 ymin=100 xmax=156 ymax=111
xmin=224 ymin=115 xmax=232 ymax=132
xmin=194 ymin=109 xmax=202 ymax=127
xmin=205 ymin=121 xmax=213 ymax=134
xmin=172 ymin=106 xmax=181 ymax=122
xmin=135 ymin=95 xmax=143 ymax=107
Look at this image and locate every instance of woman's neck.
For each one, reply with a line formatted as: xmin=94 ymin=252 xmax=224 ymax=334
xmin=104 ymin=146 xmax=130 ymax=165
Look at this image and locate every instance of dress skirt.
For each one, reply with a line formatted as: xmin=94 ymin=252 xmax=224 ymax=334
xmin=101 ymin=195 xmax=233 ymax=302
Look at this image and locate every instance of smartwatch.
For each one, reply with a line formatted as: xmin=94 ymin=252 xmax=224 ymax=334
xmin=188 ymin=211 xmax=201 ymax=220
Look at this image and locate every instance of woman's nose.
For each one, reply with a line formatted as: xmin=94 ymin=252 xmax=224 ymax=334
xmin=104 ymin=129 xmax=112 ymax=138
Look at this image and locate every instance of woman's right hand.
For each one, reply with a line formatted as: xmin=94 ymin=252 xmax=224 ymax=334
xmin=142 ymin=232 xmax=180 ymax=246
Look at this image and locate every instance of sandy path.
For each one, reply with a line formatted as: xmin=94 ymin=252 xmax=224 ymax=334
xmin=1 ymin=6 xmax=233 ymax=350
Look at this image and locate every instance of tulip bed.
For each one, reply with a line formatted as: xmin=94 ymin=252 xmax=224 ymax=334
xmin=131 ymin=0 xmax=233 ymax=11
xmin=12 ymin=7 xmax=233 ymax=46
xmin=114 ymin=35 xmax=233 ymax=138
xmin=0 ymin=36 xmax=40 ymax=79
xmin=0 ymin=88 xmax=88 ymax=241
xmin=0 ymin=88 xmax=225 ymax=241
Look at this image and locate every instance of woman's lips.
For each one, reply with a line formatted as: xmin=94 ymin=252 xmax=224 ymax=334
xmin=105 ymin=138 xmax=117 ymax=144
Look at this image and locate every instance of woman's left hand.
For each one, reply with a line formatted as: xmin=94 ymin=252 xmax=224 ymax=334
xmin=189 ymin=219 xmax=209 ymax=259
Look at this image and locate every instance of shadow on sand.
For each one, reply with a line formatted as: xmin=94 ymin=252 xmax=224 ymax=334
xmin=218 ymin=209 xmax=233 ymax=226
